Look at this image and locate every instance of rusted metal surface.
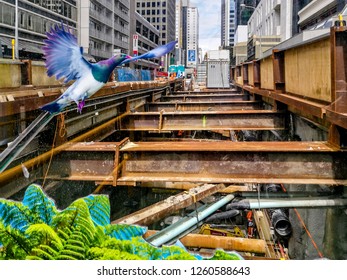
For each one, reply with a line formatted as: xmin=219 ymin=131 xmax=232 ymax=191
xmin=243 ymin=85 xmax=327 ymax=118
xmin=117 ymin=141 xmax=346 ymax=185
xmin=113 ymin=184 xmax=226 ymax=225
xmin=144 ymin=230 xmax=267 ymax=254
xmin=119 ymin=110 xmax=285 ymax=131
xmin=161 ymin=93 xmax=250 ymax=102
xmin=328 ymin=26 xmax=347 ymax=130
xmin=147 ymin=100 xmax=262 ymax=112
xmin=45 ymin=140 xmax=347 ymax=186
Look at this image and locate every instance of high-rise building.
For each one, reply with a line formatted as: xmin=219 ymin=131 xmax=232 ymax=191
xmin=221 ymin=0 xmax=236 ymax=47
xmin=129 ymin=0 xmax=161 ymax=70
xmin=77 ymin=0 xmax=130 ymax=61
xmin=0 ymin=0 xmax=77 ymax=59
xmin=177 ymin=1 xmax=198 ymax=68
xmin=135 ymin=0 xmax=176 ymax=70
xmin=0 ymin=0 xmax=132 ymax=61
xmin=175 ymin=0 xmax=184 ymax=65
xmin=135 ymin=0 xmax=176 ymax=45
xmin=185 ymin=6 xmax=198 ymax=68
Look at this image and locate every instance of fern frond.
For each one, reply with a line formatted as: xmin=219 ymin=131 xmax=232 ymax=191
xmin=0 ymin=223 xmax=31 ymax=259
xmin=54 ymin=199 xmax=96 ymax=245
xmin=56 ymin=254 xmax=78 ymax=260
xmin=104 ymin=224 xmax=147 ymax=240
xmin=83 ymin=195 xmax=110 ymax=226
xmin=64 ymin=244 xmax=86 ymax=254
xmin=57 ymin=228 xmax=70 ymax=241
xmin=91 ymin=226 xmax=108 ymax=246
xmin=29 ymin=247 xmax=55 ymax=260
xmin=0 ymin=200 xmax=36 ymax=232
xmin=87 ymin=247 xmax=144 ymax=260
xmin=66 ymin=239 xmax=85 ymax=248
xmin=57 ymin=249 xmax=85 ymax=260
xmin=22 ymin=184 xmax=58 ymax=225
xmin=26 ymin=224 xmax=63 ymax=248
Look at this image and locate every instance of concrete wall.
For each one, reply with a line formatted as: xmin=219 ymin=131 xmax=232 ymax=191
xmin=286 ymin=114 xmax=347 ymax=260
xmin=0 ymin=59 xmax=61 ymax=88
xmin=31 ymin=61 xmax=61 ymax=86
xmin=0 ymin=59 xmax=22 ymax=88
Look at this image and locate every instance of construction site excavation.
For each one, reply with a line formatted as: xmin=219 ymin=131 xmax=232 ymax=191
xmin=1 ymin=24 xmax=347 ymax=261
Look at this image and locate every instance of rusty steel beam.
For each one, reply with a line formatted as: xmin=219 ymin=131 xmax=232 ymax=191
xmin=115 ymin=141 xmax=346 ymax=185
xmin=48 ymin=140 xmax=347 ymax=185
xmin=147 ymin=100 xmax=262 ymax=112
xmin=119 ymin=110 xmax=286 ymax=131
xmin=143 ymin=230 xmax=266 ymax=254
xmin=161 ymin=93 xmax=250 ymax=102
xmin=173 ymin=89 xmax=239 ymax=95
xmin=113 ymin=184 xmax=226 ymax=226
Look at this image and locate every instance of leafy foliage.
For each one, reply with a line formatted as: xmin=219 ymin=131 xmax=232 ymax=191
xmin=0 ymin=184 xmax=243 ymax=260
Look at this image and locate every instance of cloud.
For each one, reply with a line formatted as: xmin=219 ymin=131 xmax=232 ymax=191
xmin=190 ymin=0 xmax=221 ymax=53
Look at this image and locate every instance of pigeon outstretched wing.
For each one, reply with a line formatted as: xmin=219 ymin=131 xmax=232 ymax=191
xmin=123 ymin=41 xmax=177 ymax=64
xmin=42 ymin=23 xmax=91 ymax=83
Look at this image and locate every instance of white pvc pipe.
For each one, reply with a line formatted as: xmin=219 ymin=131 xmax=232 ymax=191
xmin=247 ymin=197 xmax=347 ymax=209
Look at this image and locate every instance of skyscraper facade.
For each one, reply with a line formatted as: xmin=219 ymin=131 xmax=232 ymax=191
xmin=0 ymin=0 xmax=77 ymax=59
xmin=221 ymin=0 xmax=236 ymax=47
xmin=135 ymin=0 xmax=176 ymax=46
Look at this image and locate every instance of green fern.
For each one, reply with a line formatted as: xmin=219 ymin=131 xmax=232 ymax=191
xmin=22 ymin=184 xmax=58 ymax=225
xmin=0 ymin=222 xmax=32 ymax=259
xmin=0 ymin=184 xmax=244 ymax=260
xmin=83 ymin=195 xmax=110 ymax=226
xmin=26 ymin=223 xmax=63 ymax=248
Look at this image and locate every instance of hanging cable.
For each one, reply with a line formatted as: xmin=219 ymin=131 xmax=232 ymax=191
xmin=42 ymin=114 xmax=60 ymax=188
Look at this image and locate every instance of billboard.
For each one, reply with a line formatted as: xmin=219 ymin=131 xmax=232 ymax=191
xmin=188 ymin=49 xmax=196 ymax=62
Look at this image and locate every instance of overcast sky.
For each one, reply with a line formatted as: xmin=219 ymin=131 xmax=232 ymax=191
xmin=190 ymin=0 xmax=221 ymax=54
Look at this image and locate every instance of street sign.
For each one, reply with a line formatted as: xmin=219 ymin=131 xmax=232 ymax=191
xmin=133 ymin=34 xmax=138 ymax=56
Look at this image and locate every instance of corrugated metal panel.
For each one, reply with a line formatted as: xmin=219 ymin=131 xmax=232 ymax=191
xmin=196 ymin=63 xmax=206 ymax=83
xmin=206 ymin=60 xmax=230 ymax=88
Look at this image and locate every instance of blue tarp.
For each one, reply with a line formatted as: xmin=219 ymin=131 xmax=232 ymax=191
xmin=116 ymin=68 xmax=152 ymax=82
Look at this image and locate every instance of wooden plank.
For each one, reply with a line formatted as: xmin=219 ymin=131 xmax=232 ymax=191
xmin=260 ymin=57 xmax=274 ymax=90
xmin=285 ymin=38 xmax=331 ymax=102
xmin=112 ymin=184 xmax=226 ymax=226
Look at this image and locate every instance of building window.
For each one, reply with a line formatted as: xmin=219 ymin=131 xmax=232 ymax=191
xmin=20 ymin=12 xmax=25 ymax=27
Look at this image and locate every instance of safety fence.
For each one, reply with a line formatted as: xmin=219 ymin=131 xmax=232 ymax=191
xmin=115 ymin=68 xmax=152 ymax=82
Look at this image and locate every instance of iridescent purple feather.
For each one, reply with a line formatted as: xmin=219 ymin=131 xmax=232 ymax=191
xmin=42 ymin=23 xmax=91 ymax=83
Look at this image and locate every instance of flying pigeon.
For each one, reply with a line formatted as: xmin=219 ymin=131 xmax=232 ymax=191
xmin=41 ymin=23 xmax=177 ymax=114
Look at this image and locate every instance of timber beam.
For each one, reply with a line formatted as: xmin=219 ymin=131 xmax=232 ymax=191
xmin=147 ymin=100 xmax=262 ymax=112
xmin=113 ymin=183 xmax=226 ymax=226
xmin=119 ymin=110 xmax=286 ymax=131
xmin=47 ymin=139 xmax=347 ymax=185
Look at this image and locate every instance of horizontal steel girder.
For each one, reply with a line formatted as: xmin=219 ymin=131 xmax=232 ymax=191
xmin=161 ymin=93 xmax=250 ymax=102
xmin=119 ymin=110 xmax=285 ymax=131
xmin=50 ymin=140 xmax=347 ymax=185
xmin=147 ymin=101 xmax=262 ymax=112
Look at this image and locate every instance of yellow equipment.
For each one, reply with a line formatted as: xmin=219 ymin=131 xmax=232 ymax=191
xmin=199 ymin=224 xmax=244 ymax=238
